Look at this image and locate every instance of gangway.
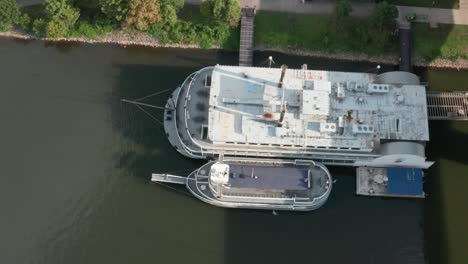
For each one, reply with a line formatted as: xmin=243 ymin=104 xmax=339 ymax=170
xmin=426 ymin=92 xmax=468 ymax=120
xmin=151 ymin=174 xmax=187 ymax=185
xmin=239 ymin=7 xmax=255 ymax=66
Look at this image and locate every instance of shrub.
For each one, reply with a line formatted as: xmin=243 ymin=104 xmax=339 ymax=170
xmin=200 ymin=0 xmax=240 ymax=27
xmin=70 ymin=17 xmax=117 ymax=39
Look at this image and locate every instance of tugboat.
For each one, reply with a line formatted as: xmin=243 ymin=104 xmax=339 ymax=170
xmin=152 ymin=158 xmax=332 ymax=211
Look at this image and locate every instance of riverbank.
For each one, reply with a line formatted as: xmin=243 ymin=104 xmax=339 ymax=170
xmin=0 ymin=29 xmax=201 ymax=49
xmin=2 ymin=29 xmax=467 ymax=70
xmin=257 ymin=46 xmax=468 ymax=70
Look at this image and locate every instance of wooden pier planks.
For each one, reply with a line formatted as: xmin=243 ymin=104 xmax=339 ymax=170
xmin=239 ymin=7 xmax=255 ymax=67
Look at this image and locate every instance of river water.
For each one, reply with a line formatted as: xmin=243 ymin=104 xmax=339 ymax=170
xmin=0 ymin=38 xmax=466 ymax=264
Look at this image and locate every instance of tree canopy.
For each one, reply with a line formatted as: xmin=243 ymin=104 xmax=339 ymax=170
xmin=125 ymin=0 xmax=162 ymax=30
xmin=160 ymin=0 xmax=184 ymax=11
xmin=99 ymin=0 xmax=128 ymax=21
xmin=0 ymin=0 xmax=21 ymax=31
xmin=368 ymin=1 xmax=398 ymax=48
xmin=335 ymin=0 xmax=352 ymax=21
xmin=43 ymin=0 xmax=80 ymax=38
xmin=200 ymin=0 xmax=240 ymax=27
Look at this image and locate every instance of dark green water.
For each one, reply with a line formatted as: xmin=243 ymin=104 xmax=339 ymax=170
xmin=0 ymin=38 xmax=466 ymax=264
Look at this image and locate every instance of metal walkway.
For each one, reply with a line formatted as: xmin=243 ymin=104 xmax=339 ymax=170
xmin=151 ymin=174 xmax=187 ymax=184
xmin=239 ymin=7 xmax=255 ymax=66
xmin=427 ymin=92 xmax=468 ymax=120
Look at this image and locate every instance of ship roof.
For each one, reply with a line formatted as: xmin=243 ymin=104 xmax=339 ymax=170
xmin=207 ymin=65 xmax=429 ymax=152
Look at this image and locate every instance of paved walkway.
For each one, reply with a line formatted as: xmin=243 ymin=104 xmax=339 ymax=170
xmin=17 ymin=0 xmax=43 ymax=7
xmin=397 ymin=3 xmax=468 ymax=27
xmin=18 ymin=0 xmax=468 ymax=27
xmin=186 ymin=0 xmax=468 ymax=26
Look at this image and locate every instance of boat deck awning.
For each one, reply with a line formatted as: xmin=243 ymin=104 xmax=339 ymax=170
xmin=387 ymin=168 xmax=424 ymax=197
xmin=228 ymin=165 xmax=308 ymax=190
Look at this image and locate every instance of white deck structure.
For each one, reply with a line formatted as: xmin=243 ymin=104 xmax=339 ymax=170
xmin=164 ymin=65 xmax=433 ymax=169
xmin=209 ymin=66 xmax=429 ymax=150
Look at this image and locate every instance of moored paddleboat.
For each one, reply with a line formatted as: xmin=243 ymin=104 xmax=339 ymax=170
xmin=152 ymin=158 xmax=332 ymax=211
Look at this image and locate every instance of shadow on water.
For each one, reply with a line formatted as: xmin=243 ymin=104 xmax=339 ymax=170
xmin=105 ymin=49 xmax=465 ymax=264
xmin=107 ymin=48 xmax=238 ymax=180
xmin=254 ymin=51 xmax=398 ymax=72
xmin=109 ymin=63 xmax=203 ymax=179
xmin=424 ymin=121 xmax=468 ymax=264
xmin=427 ymin=121 xmax=468 ymax=165
xmin=43 ymin=41 xmax=85 ymax=54
xmin=223 ymin=167 xmax=425 ymax=264
xmin=416 ymin=67 xmax=468 ymax=264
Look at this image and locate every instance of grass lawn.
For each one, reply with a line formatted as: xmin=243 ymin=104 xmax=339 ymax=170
xmin=413 ymin=23 xmax=468 ymax=61
xmin=255 ymin=11 xmax=396 ymax=56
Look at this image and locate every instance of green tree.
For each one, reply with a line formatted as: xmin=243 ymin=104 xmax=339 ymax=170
xmin=160 ymin=4 xmax=177 ymax=25
xmin=18 ymin=13 xmax=31 ymax=31
xmin=44 ymin=0 xmax=80 ymax=38
xmin=368 ymin=1 xmax=398 ymax=49
xmin=124 ymin=0 xmax=161 ymax=30
xmin=200 ymin=0 xmax=240 ymax=27
xmin=99 ymin=0 xmax=128 ymax=21
xmin=32 ymin=18 xmax=47 ymax=36
xmin=160 ymin=0 xmax=184 ymax=10
xmin=335 ymin=0 xmax=352 ymax=21
xmin=0 ymin=0 xmax=21 ymax=31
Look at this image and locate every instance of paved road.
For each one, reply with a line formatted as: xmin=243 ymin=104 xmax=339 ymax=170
xmin=17 ymin=0 xmax=43 ymax=7
xmin=186 ymin=0 xmax=468 ymax=26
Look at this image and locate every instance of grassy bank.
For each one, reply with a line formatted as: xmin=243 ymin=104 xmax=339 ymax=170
xmin=255 ymin=11 xmax=397 ymax=56
xmin=413 ymin=23 xmax=468 ymax=61
xmin=255 ymin=11 xmax=468 ymax=63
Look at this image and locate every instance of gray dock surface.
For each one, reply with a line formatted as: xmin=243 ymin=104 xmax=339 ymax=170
xmin=427 ymin=92 xmax=468 ymax=120
xmin=239 ymin=7 xmax=255 ymax=66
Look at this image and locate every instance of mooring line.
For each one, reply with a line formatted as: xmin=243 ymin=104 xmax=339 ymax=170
xmin=153 ymin=181 xmax=193 ymax=197
xmin=134 ymin=88 xmax=172 ymax=102
xmin=135 ymin=104 xmax=164 ymax=128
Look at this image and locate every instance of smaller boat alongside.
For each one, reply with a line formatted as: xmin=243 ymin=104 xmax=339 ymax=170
xmin=152 ymin=158 xmax=332 ymax=211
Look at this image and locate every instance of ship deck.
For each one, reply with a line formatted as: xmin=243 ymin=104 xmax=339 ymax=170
xmin=165 ymin=65 xmax=430 ymax=167
xmin=185 ymin=160 xmax=333 ymax=210
xmin=228 ymin=165 xmax=309 ymax=190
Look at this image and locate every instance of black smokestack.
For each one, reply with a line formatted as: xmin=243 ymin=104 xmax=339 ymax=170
xmin=277 ymin=104 xmax=287 ymax=127
xmin=278 ymin=64 xmax=288 ymax=88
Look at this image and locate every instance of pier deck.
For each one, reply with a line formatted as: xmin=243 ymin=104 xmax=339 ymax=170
xmin=427 ymin=92 xmax=468 ymax=120
xmin=151 ymin=174 xmax=187 ymax=184
xmin=239 ymin=7 xmax=255 ymax=66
